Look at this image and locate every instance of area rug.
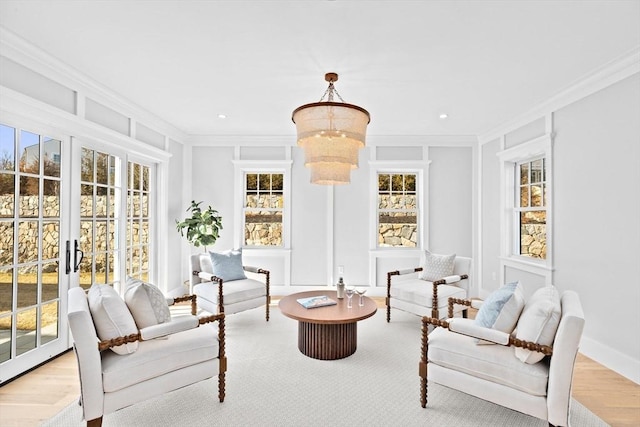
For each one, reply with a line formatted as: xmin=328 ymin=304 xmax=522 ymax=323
xmin=43 ymin=305 xmax=608 ymax=426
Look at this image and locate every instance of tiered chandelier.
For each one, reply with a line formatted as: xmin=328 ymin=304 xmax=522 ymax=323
xmin=292 ymin=73 xmax=371 ymax=185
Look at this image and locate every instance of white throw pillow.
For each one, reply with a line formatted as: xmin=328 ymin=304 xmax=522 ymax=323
xmin=515 ymin=285 xmax=562 ymax=364
xmin=124 ymin=277 xmax=172 ymax=329
xmin=418 ymin=250 xmax=456 ymax=282
xmin=474 ymin=281 xmax=525 ymax=340
xmin=88 ymin=284 xmax=138 ymax=355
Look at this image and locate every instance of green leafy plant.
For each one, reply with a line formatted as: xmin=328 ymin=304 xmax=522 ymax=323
xmin=175 ymin=200 xmax=223 ymax=251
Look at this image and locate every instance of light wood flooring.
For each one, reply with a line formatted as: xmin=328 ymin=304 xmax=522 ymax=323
xmin=1 ymin=301 xmax=639 ymax=426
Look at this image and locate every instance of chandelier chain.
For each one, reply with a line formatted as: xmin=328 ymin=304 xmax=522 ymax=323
xmin=319 ymin=82 xmax=346 ymax=103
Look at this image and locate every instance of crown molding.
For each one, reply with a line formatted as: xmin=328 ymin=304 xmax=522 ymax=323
xmin=478 ymin=46 xmax=640 ymax=144
xmin=0 ymin=26 xmax=189 ymax=144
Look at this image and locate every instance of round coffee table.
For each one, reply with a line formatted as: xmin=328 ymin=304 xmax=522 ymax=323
xmin=278 ymin=290 xmax=377 ymax=360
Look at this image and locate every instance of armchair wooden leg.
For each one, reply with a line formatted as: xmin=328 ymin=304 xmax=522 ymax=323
xmin=87 ymin=417 xmax=102 ymax=427
xmin=218 ymin=371 xmax=226 ymax=402
xmin=420 ymin=320 xmax=429 ymax=408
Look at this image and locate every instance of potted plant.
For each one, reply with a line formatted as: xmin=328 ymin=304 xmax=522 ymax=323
xmin=175 ymin=200 xmax=223 ymax=252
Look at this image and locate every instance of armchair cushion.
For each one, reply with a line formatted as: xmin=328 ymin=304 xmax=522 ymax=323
xmin=209 ymin=248 xmax=247 ymax=282
xmin=88 ymin=284 xmax=138 ymax=355
xmin=474 ymin=281 xmax=525 ymax=334
xmin=515 ymin=285 xmax=561 ymax=364
xmin=193 ymin=278 xmax=267 ymax=306
xmin=428 ymin=326 xmax=550 ymax=396
xmin=418 ymin=250 xmax=456 ymax=281
xmin=101 ymin=323 xmax=220 ymax=393
xmin=124 ymin=278 xmax=172 ymax=329
xmin=449 ymin=318 xmax=510 ymax=345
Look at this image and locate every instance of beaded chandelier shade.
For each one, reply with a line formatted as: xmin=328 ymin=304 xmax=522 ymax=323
xmin=292 ymin=73 xmax=371 ymax=185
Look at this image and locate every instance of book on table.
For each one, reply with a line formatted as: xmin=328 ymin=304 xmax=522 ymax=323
xmin=297 ymin=295 xmax=337 ymax=309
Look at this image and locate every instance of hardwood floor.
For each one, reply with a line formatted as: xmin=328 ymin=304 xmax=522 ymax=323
xmin=1 ymin=303 xmax=638 ymax=426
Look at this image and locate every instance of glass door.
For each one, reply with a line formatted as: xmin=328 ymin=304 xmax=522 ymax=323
xmin=0 ymin=124 xmax=69 ymax=383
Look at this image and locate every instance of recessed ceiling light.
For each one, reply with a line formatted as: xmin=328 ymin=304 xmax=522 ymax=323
xmin=439 ymin=113 xmax=448 ymax=119
xmin=217 ymin=114 xmax=227 ymax=119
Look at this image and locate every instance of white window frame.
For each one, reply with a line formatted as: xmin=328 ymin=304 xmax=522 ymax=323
xmin=375 ymin=170 xmax=421 ymax=249
xmin=232 ymin=160 xmax=292 ymax=251
xmin=498 ymin=134 xmax=553 ymax=274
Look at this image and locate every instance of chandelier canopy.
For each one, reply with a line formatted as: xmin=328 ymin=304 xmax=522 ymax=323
xmin=292 ymin=73 xmax=370 ymax=185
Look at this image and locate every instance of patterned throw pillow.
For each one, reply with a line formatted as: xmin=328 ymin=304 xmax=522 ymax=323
xmin=88 ymin=284 xmax=139 ymax=355
xmin=474 ymin=281 xmax=525 ymax=334
xmin=124 ymin=277 xmax=172 ymax=329
xmin=209 ymin=249 xmax=247 ymax=282
xmin=418 ymin=250 xmax=456 ymax=281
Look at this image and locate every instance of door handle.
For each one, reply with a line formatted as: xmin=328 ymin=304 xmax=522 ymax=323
xmin=65 ymin=240 xmax=71 ymax=274
xmin=74 ymin=240 xmax=84 ymax=273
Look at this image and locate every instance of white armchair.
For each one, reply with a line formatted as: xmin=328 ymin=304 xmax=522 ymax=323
xmin=420 ymin=289 xmax=584 ymax=427
xmin=190 ymin=253 xmax=270 ymax=320
xmin=386 ymin=254 xmax=471 ymax=321
xmin=67 ymin=286 xmax=227 ymax=427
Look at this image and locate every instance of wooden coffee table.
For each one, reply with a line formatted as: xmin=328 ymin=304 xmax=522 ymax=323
xmin=278 ymin=290 xmax=377 ymax=360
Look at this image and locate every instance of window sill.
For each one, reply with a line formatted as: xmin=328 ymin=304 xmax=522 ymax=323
xmin=500 ymin=256 xmax=553 ymax=273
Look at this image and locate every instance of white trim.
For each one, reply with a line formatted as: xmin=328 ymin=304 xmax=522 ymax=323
xmin=479 ymin=47 xmax=640 ymax=143
xmin=580 ymin=336 xmax=640 ymax=385
xmin=0 ymin=87 xmax=171 ymax=162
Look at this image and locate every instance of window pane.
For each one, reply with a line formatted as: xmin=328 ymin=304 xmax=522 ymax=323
xmin=405 ymin=174 xmax=416 ymax=192
xmin=520 ymin=163 xmax=529 ymax=185
xmin=531 ymin=159 xmax=543 ymax=183
xmin=391 ymin=174 xmax=403 ymax=192
xmin=520 ymin=185 xmax=529 ymax=207
xmin=43 ymin=180 xmax=60 ymax=217
xmin=0 ymin=174 xmax=15 ymax=217
xmin=42 ymin=221 xmax=59 ymax=260
xmin=520 ymin=211 xmax=546 ymax=259
xmin=18 ymin=221 xmax=38 ymax=263
xmin=96 ymin=152 xmax=108 ymax=185
xmin=79 ymin=254 xmax=93 ymax=290
xmin=245 ymin=212 xmax=282 ymax=246
xmin=41 ymin=300 xmax=58 ymax=344
xmin=0 ymin=315 xmax=11 ymax=362
xmin=0 ymin=222 xmax=14 ymax=265
xmin=0 ymin=124 xmax=16 ymax=171
xmin=259 ymin=174 xmax=270 ymax=191
xmin=272 ymin=174 xmax=283 ymax=191
xmin=16 ymin=307 xmax=37 ymax=356
xmin=378 ymin=174 xmax=390 ymax=192
xmin=142 ymin=166 xmax=149 ymax=191
xmin=246 ymin=174 xmax=257 ymax=192
xmin=17 ymin=265 xmax=37 ymax=308
xmin=43 ymin=137 xmax=61 ymax=178
xmin=531 ymin=185 xmax=543 ymax=207
xmin=378 ymin=213 xmax=417 ymax=247
xmin=81 ymin=148 xmax=94 ymax=182
xmin=19 ymin=130 xmax=39 ymax=174
xmin=19 ymin=176 xmax=39 ymax=217
xmin=41 ymin=262 xmax=58 ymax=302
xmin=0 ymin=267 xmax=13 ymax=315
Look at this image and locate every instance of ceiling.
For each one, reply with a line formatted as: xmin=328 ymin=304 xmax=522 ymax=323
xmin=1 ymin=1 xmax=639 ymax=140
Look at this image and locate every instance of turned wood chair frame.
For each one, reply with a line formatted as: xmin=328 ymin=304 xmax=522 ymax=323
xmin=386 ymin=267 xmax=470 ymax=322
xmin=192 ymin=266 xmax=271 ymax=320
xmin=419 ymin=297 xmax=554 ymax=421
xmin=85 ymin=294 xmax=227 ymax=427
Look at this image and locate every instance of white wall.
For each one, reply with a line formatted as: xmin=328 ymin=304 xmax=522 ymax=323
xmin=553 ymin=73 xmax=640 ymax=382
xmin=478 ymin=72 xmax=640 ymax=383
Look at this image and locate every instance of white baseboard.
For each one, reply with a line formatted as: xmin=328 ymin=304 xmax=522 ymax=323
xmin=579 ymin=335 xmax=640 ymax=385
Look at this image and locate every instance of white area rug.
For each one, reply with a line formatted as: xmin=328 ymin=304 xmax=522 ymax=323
xmin=43 ymin=306 xmax=608 ymax=426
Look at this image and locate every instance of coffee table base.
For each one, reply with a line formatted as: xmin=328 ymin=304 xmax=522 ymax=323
xmin=298 ymin=321 xmax=357 ymax=360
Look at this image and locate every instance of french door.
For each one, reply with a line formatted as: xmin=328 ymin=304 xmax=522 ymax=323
xmin=0 ymin=122 xmax=154 ymax=383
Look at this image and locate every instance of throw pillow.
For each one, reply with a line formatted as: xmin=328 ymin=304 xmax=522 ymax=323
xmin=209 ymin=249 xmax=247 ymax=282
xmin=124 ymin=277 xmax=172 ymax=329
xmin=474 ymin=281 xmax=525 ymax=335
xmin=418 ymin=250 xmax=456 ymax=281
xmin=87 ymin=284 xmax=139 ymax=355
xmin=515 ymin=285 xmax=562 ymax=364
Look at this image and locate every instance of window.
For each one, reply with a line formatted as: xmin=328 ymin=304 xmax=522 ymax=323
xmin=244 ymin=173 xmax=283 ymax=247
xmin=126 ymin=161 xmax=151 ymax=280
xmin=377 ymin=173 xmax=418 ymax=247
xmin=516 ymin=158 xmax=546 ymax=259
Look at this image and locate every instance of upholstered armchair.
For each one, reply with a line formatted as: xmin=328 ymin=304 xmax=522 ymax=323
xmin=190 ymin=251 xmax=270 ymax=320
xmin=67 ymin=285 xmax=227 ymax=427
xmin=386 ymin=251 xmax=471 ymax=321
xmin=420 ymin=287 xmax=584 ymax=427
